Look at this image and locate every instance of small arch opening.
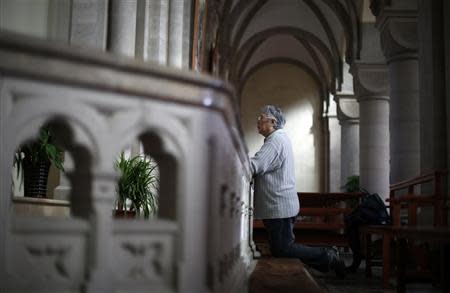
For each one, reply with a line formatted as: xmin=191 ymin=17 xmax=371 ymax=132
xmin=113 ymin=145 xmax=160 ymax=219
xmin=112 ymin=131 xmax=178 ymax=221
xmin=114 ymin=132 xmax=178 ymax=220
xmin=141 ymin=132 xmax=178 ymax=221
xmin=11 ymin=119 xmax=93 ymax=220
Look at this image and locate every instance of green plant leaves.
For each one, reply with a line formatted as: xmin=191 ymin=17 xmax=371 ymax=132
xmin=13 ymin=126 xmax=64 ymax=187
xmin=115 ymin=152 xmax=159 ymax=219
xmin=343 ymin=175 xmax=360 ymax=192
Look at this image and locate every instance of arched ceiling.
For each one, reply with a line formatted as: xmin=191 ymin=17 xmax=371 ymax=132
xmin=218 ymin=0 xmax=361 ymax=109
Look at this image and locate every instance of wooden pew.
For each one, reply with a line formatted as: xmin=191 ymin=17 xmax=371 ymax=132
xmin=361 ymin=170 xmax=448 ymax=289
xmin=295 ymin=192 xmax=363 ymax=247
xmin=394 ymin=226 xmax=450 ymax=293
xmin=253 ymin=192 xmax=364 ymax=251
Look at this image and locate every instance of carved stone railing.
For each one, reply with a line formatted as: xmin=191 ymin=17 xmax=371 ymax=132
xmin=0 ymin=32 xmax=253 ymax=293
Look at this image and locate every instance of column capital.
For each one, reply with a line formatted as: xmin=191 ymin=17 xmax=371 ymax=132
xmin=370 ymin=0 xmax=418 ymax=62
xmin=350 ymin=62 xmax=390 ymax=100
xmin=334 ymin=94 xmax=359 ymax=124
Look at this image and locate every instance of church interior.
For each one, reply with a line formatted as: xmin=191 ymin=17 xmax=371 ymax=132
xmin=1 ymin=0 xmax=449 ymax=292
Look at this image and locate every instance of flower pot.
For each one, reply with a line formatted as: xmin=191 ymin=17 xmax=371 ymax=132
xmin=23 ymin=158 xmax=51 ymax=198
xmin=114 ymin=210 xmax=137 ymax=218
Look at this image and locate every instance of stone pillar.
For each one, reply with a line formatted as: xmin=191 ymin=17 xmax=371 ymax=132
xmin=47 ymin=0 xmax=71 ymax=42
xmin=70 ymin=0 xmax=108 ymax=50
xmin=352 ymin=63 xmax=390 ymax=200
xmin=85 ymin=174 xmax=117 ymax=293
xmin=63 ymin=0 xmax=109 ymax=201
xmin=53 ymin=153 xmax=73 ymax=200
xmin=417 ymin=0 xmax=447 ymax=174
xmin=136 ymin=0 xmax=191 ymax=68
xmin=326 ymin=100 xmax=341 ymax=192
xmin=109 ymin=0 xmax=137 ymax=57
xmin=180 ymin=0 xmax=193 ymax=69
xmin=109 ymin=0 xmax=141 ymax=156
xmin=372 ymin=0 xmax=420 ymax=183
xmin=168 ymin=0 xmax=184 ymax=67
xmin=336 ymin=94 xmax=360 ymax=188
xmin=146 ymin=0 xmax=169 ymax=65
xmin=445 ymin=0 xmax=450 ymax=196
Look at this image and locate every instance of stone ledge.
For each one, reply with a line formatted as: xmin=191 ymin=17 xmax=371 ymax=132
xmin=249 ymin=257 xmax=326 ymax=293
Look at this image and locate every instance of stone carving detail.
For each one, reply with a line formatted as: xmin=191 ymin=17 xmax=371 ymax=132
xmin=1 ymin=33 xmax=253 ymax=293
xmin=26 ymin=245 xmax=71 ymax=280
xmin=351 ymin=63 xmax=390 ymax=99
xmin=371 ymin=0 xmax=418 ymax=60
xmin=335 ymin=95 xmax=359 ymax=123
xmin=229 ymin=192 xmax=242 ymax=217
xmin=229 ymin=192 xmax=235 ymax=217
xmin=122 ymin=242 xmax=163 ymax=280
xmin=220 ymin=185 xmax=228 ymax=217
xmin=240 ymin=201 xmax=245 ymax=216
xmin=218 ymin=244 xmax=241 ymax=284
xmin=369 ymin=0 xmax=391 ymax=17
xmin=70 ymin=0 xmax=108 ymax=49
xmin=380 ymin=19 xmax=418 ymax=60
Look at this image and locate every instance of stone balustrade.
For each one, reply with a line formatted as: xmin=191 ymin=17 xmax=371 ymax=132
xmin=0 ymin=32 xmax=253 ymax=293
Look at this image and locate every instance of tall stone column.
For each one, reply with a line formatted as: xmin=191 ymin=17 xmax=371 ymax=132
xmin=136 ymin=0 xmax=191 ymax=68
xmin=168 ymin=0 xmax=184 ymax=67
xmin=417 ymin=0 xmax=447 ymax=175
xmin=70 ymin=0 xmax=108 ymax=50
xmin=109 ymin=0 xmax=141 ymax=155
xmin=372 ymin=0 xmax=420 ymax=183
xmin=146 ymin=0 xmax=169 ymax=65
xmin=326 ymin=100 xmax=341 ymax=192
xmin=168 ymin=0 xmax=192 ymax=68
xmin=445 ymin=0 xmax=450 ymax=196
xmin=336 ymin=94 xmax=360 ymax=188
xmin=48 ymin=0 xmax=71 ymax=42
xmin=352 ymin=63 xmax=390 ymax=200
xmin=61 ymin=0 xmax=109 ymax=201
xmin=109 ymin=0 xmax=137 ymax=57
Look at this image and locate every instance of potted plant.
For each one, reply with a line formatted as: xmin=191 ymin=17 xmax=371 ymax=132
xmin=14 ymin=127 xmax=64 ymax=198
xmin=115 ymin=152 xmax=159 ymax=219
xmin=342 ymin=175 xmax=360 ymax=208
xmin=343 ymin=175 xmax=360 ymax=193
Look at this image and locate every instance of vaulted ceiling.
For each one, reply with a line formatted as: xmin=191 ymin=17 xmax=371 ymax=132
xmin=216 ymin=0 xmax=364 ymax=108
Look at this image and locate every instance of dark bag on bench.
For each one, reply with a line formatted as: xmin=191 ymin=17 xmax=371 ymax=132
xmin=347 ymin=191 xmax=391 ymax=226
xmin=344 ymin=190 xmax=391 ymax=271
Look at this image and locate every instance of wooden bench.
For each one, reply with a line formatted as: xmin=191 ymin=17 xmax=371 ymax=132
xmin=360 ymin=170 xmax=449 ymax=289
xmin=253 ymin=192 xmax=364 ymax=250
xmin=249 ymin=258 xmax=326 ymax=293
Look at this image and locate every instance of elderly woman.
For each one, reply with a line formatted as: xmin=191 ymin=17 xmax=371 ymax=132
xmin=251 ymin=104 xmax=345 ymax=278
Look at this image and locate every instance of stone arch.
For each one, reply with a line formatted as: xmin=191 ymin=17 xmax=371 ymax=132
xmin=109 ymin=110 xmax=189 ymax=222
xmin=220 ymin=0 xmax=262 ymax=55
xmin=219 ymin=0 xmax=267 ymax=76
xmin=303 ymin=0 xmax=343 ymax=86
xmin=320 ymin=0 xmax=358 ymax=62
xmin=7 ymin=97 xmax=106 ymax=168
xmin=298 ymin=38 xmax=329 ymax=92
xmin=239 ymin=58 xmax=327 ymax=106
xmin=222 ymin=0 xmax=358 ymax=88
xmin=229 ymin=0 xmax=270 ymax=55
xmin=344 ymin=0 xmax=361 ymax=60
xmin=233 ymin=27 xmax=336 ymax=91
xmin=6 ymin=98 xmax=106 ymax=219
